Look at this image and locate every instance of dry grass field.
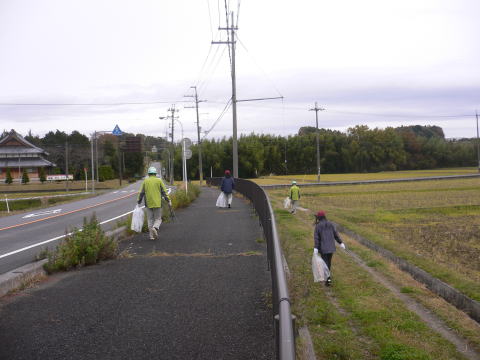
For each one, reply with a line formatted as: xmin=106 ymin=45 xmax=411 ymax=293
xmin=252 ymin=167 xmax=478 ymax=185
xmin=266 ymin=174 xmax=480 ymax=359
xmin=268 ymin=177 xmax=480 ymax=301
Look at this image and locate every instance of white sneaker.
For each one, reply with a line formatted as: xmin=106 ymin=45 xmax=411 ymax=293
xmin=151 ymin=227 xmax=158 ymax=239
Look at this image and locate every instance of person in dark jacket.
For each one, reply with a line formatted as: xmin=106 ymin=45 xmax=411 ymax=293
xmin=314 ymin=210 xmax=346 ymax=286
xmin=220 ymin=170 xmax=235 ymax=208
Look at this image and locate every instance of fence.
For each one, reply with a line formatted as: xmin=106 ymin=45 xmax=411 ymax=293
xmin=207 ymin=177 xmax=296 ymax=360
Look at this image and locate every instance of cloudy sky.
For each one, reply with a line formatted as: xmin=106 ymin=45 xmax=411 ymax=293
xmin=1 ymin=0 xmax=479 ymax=142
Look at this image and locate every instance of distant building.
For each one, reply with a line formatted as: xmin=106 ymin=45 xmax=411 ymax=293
xmin=0 ymin=129 xmax=55 ymax=181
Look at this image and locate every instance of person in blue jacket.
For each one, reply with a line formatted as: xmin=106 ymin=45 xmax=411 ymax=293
xmin=221 ymin=170 xmax=235 ymax=208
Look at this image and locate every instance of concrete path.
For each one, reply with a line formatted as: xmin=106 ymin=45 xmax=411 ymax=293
xmin=0 ymin=187 xmax=274 ymax=360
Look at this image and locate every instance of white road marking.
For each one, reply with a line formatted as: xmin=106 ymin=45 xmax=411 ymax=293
xmin=22 ymin=209 xmax=62 ymax=219
xmin=0 ymin=206 xmax=144 ymax=260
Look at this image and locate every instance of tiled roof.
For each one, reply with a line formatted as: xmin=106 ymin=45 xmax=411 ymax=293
xmin=0 ymin=158 xmax=55 ymax=167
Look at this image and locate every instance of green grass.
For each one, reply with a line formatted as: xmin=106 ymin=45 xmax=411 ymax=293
xmin=274 ymin=207 xmax=467 ymax=359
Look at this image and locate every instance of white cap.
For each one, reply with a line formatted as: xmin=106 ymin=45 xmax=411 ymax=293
xmin=148 ymin=166 xmax=157 ymax=174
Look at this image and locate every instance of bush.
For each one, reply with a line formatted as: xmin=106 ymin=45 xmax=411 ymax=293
xmin=98 ymin=165 xmax=115 ymax=182
xmin=21 ymin=169 xmax=30 ymax=184
xmin=39 ymin=167 xmax=46 ymax=183
xmin=5 ymin=168 xmax=13 ymax=184
xmin=171 ymin=183 xmax=201 ymax=209
xmin=43 ymin=215 xmax=117 ymax=274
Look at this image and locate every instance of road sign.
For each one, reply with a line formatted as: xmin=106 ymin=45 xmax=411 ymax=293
xmin=112 ymin=124 xmax=123 ymax=136
xmin=151 ymin=145 xmax=157 ymax=153
xmin=184 ymin=149 xmax=192 ymax=159
xmin=182 ymin=138 xmax=192 ymax=148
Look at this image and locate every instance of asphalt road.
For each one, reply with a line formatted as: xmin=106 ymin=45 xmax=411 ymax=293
xmin=0 ymin=181 xmax=142 ymax=274
xmin=0 ymin=186 xmax=274 ymax=359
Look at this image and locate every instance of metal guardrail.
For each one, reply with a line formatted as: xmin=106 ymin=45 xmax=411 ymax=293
xmin=207 ymin=177 xmax=296 ymax=360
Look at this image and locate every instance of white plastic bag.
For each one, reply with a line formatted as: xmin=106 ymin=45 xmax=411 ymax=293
xmin=131 ymin=205 xmax=144 ymax=233
xmin=283 ymin=197 xmax=291 ymax=209
xmin=216 ymin=192 xmax=228 ymax=208
xmin=312 ymin=253 xmax=331 ymax=282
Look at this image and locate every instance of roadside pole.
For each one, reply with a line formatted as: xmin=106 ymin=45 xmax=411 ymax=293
xmin=4 ymin=195 xmax=10 ymax=213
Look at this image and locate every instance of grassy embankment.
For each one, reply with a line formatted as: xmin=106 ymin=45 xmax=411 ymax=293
xmin=265 ymin=173 xmax=480 ymax=359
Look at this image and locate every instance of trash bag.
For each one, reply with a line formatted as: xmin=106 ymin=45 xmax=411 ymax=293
xmin=216 ymin=192 xmax=228 ymax=208
xmin=283 ymin=197 xmax=291 ymax=209
xmin=312 ymin=253 xmax=331 ymax=282
xmin=131 ymin=205 xmax=144 ymax=233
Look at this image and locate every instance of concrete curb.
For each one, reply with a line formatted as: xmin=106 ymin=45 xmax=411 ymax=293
xmin=0 ymin=259 xmax=48 ymax=298
xmin=261 ymin=174 xmax=480 ymax=190
xmin=336 ymin=223 xmax=480 ymax=324
xmin=0 ymin=226 xmax=130 ymax=299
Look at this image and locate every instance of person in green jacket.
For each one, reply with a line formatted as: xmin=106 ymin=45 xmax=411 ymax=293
xmin=137 ymin=166 xmax=171 ymax=240
xmin=289 ymin=180 xmax=300 ymax=214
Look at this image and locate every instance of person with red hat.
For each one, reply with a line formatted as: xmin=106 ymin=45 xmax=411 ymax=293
xmin=314 ymin=210 xmax=346 ymax=286
xmin=220 ymin=169 xmax=235 ymax=208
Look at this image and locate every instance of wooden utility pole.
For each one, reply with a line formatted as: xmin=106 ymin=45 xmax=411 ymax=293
xmin=309 ymin=102 xmax=325 ymax=182
xmin=476 ymin=110 xmax=480 ymax=173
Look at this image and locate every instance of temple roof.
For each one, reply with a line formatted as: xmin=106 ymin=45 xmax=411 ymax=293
xmin=0 ymin=129 xmax=48 ymax=155
xmin=0 ymin=158 xmax=55 ymax=167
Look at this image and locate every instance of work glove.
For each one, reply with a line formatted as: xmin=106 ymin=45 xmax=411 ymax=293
xmin=340 ymin=243 xmax=346 ymax=250
xmin=137 ymin=200 xmax=141 ymax=205
xmin=313 ymin=248 xmax=318 ymax=254
xmin=168 ymin=200 xmax=172 ymax=206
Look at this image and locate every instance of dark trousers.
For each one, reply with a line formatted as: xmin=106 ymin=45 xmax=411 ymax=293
xmin=320 ymin=253 xmax=333 ymax=271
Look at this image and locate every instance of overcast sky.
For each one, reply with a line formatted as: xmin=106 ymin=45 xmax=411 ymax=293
xmin=1 ymin=0 xmax=479 ymax=142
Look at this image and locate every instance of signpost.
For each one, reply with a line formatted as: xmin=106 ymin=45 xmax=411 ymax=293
xmin=112 ymin=125 xmax=123 ymax=186
xmin=182 ymin=138 xmax=192 ymax=193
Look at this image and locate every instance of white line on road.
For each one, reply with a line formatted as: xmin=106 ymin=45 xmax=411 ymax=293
xmin=0 ymin=207 xmax=143 ymax=260
xmin=22 ymin=209 xmax=62 ymax=219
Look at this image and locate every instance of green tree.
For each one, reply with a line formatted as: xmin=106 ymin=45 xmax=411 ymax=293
xmin=21 ymin=169 xmax=30 ymax=184
xmin=5 ymin=168 xmax=13 ymax=184
xmin=39 ymin=167 xmax=47 ymax=183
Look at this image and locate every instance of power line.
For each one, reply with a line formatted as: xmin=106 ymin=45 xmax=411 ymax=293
xmin=206 ymin=0 xmax=214 ymax=40
xmin=236 ymin=34 xmax=283 ymax=98
xmin=202 ymin=98 xmax=232 ymax=139
xmin=0 ymin=100 xmax=190 ymax=106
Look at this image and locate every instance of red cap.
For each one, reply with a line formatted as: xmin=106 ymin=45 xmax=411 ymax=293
xmin=316 ymin=210 xmax=326 ymax=217
xmin=225 ymin=170 xmax=231 ymax=175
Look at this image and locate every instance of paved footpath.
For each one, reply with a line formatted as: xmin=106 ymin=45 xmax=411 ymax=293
xmin=0 ymin=187 xmax=274 ymax=360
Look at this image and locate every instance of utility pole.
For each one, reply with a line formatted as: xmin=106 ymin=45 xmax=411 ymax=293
xmin=309 ymin=102 xmax=325 ymax=182
xmin=91 ymin=133 xmax=95 ymax=192
xmin=185 ymin=86 xmax=205 ymax=185
xmin=476 ymin=110 xmax=480 ymax=173
xmin=65 ymin=138 xmax=69 ymax=192
xmin=168 ymin=105 xmax=179 ymax=184
xmin=213 ymin=12 xmax=238 ymax=178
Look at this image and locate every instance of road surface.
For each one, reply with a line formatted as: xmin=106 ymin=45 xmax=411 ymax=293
xmin=0 ymin=181 xmax=142 ymax=274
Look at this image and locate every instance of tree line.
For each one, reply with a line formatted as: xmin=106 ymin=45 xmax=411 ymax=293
xmin=8 ymin=124 xmax=477 ymax=182
xmin=18 ymin=130 xmax=147 ymax=181
xmin=173 ymin=125 xmax=478 ymax=179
